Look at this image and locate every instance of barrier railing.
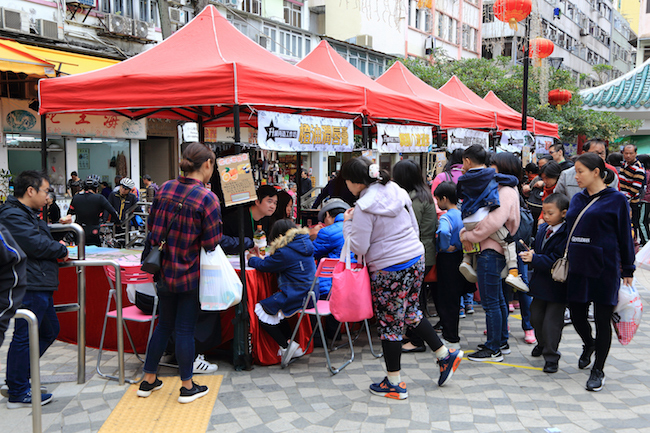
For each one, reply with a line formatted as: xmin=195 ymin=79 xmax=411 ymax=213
xmin=14 ymin=309 xmax=42 ymax=433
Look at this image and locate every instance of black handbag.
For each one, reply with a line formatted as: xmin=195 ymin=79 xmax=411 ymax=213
xmin=141 ymin=202 xmax=183 ymax=275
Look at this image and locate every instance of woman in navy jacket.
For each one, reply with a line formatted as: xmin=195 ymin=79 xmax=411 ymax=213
xmin=566 ymin=153 xmax=635 ymax=392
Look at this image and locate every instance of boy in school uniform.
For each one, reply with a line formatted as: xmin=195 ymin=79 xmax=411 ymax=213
xmin=519 ymin=193 xmax=570 ymax=374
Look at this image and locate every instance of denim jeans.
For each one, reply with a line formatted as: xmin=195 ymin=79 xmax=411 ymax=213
xmin=477 ymin=249 xmax=508 ymax=353
xmin=516 ymin=257 xmax=533 ymax=331
xmin=460 ymin=293 xmax=474 ymax=309
xmin=143 ymin=283 xmax=199 ymax=381
xmin=6 ymin=291 xmax=60 ymax=397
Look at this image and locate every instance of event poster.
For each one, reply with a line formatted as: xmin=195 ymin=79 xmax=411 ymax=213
xmin=257 ymin=111 xmax=354 ymax=152
xmin=447 ymin=128 xmax=489 ymax=151
xmin=535 ymin=135 xmax=555 ymax=154
xmin=217 ymin=153 xmax=257 ymax=207
xmin=376 ymin=123 xmax=433 ymax=153
xmin=499 ymin=130 xmax=534 ymax=153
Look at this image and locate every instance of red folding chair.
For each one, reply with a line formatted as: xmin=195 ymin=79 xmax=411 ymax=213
xmin=283 ymin=258 xmax=382 ymax=374
xmin=97 ymin=265 xmax=156 ymax=382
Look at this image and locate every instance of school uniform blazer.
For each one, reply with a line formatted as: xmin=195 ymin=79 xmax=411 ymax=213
xmin=565 ymin=187 xmax=635 ymax=306
xmin=529 ymin=222 xmax=569 ymax=304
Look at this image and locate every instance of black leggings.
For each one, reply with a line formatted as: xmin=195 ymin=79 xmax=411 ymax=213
xmin=383 ymin=319 xmax=444 ymax=372
xmin=569 ymin=302 xmax=615 ymax=371
xmin=259 ymin=319 xmax=292 ymax=349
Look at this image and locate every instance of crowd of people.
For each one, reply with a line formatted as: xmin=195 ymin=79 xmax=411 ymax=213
xmin=0 ymin=139 xmax=641 ymax=407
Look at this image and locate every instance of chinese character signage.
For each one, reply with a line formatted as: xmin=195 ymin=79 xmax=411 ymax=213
xmin=376 ymin=124 xmax=432 ymax=153
xmin=447 ymin=128 xmax=489 ymax=151
xmin=257 ymin=111 xmax=354 ymax=152
xmin=499 ymin=130 xmax=534 ymax=153
xmin=217 ymin=153 xmax=257 ymax=207
xmin=1 ymin=98 xmax=146 ymax=139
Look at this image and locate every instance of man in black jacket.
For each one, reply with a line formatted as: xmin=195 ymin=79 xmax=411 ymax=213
xmin=0 ymin=171 xmax=68 ymax=408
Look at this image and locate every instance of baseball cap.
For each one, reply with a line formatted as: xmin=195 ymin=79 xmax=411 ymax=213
xmin=318 ymin=198 xmax=350 ymax=223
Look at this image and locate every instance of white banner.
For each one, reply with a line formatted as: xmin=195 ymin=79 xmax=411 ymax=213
xmin=499 ymin=130 xmax=534 ymax=153
xmin=535 ymin=135 xmax=555 ymax=154
xmin=257 ymin=111 xmax=353 ymax=152
xmin=376 ymin=123 xmax=432 ymax=153
xmin=1 ymin=98 xmax=146 ymax=139
xmin=447 ymin=128 xmax=489 ymax=151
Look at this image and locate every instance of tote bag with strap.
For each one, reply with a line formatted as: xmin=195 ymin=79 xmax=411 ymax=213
xmin=329 ymin=237 xmax=374 ymax=323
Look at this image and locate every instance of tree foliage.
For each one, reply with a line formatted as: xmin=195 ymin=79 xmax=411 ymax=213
xmin=395 ymin=54 xmax=641 ymax=142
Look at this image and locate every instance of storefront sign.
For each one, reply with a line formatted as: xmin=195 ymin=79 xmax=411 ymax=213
xmin=499 ymin=130 xmax=534 ymax=153
xmin=217 ymin=153 xmax=257 ymax=207
xmin=1 ymin=98 xmax=146 ymax=139
xmin=147 ymin=118 xmax=177 ymax=138
xmin=535 ymin=135 xmax=555 ymax=154
xmin=447 ymin=128 xmax=489 ymax=151
xmin=257 ymin=111 xmax=354 ymax=152
xmin=376 ymin=123 xmax=432 ymax=153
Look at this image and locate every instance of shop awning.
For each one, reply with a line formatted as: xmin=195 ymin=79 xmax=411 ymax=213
xmin=0 ymin=39 xmax=120 ymax=76
xmin=484 ymin=91 xmax=559 ymax=139
xmin=0 ymin=41 xmax=55 ymax=76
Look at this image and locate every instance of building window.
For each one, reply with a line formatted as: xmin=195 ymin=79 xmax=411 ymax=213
xmin=424 ymin=9 xmax=432 ymax=33
xmin=243 ymin=0 xmax=261 ymax=15
xmin=483 ymin=4 xmax=494 ymax=22
xmin=150 ymin=0 xmax=159 ymax=25
xmin=284 ymin=1 xmax=302 ymax=27
xmin=101 ymin=0 xmax=111 ymax=13
xmin=139 ymin=0 xmax=148 ymax=21
xmin=125 ymin=0 xmax=133 ymax=17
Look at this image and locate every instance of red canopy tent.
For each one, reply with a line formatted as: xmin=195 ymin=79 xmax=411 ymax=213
xmin=484 ymin=91 xmax=559 ymax=138
xmin=297 ymin=41 xmax=438 ymax=126
xmin=438 ymin=76 xmax=525 ymax=131
xmin=38 ymin=5 xmax=370 ymax=126
xmin=375 ymin=62 xmax=497 ymax=129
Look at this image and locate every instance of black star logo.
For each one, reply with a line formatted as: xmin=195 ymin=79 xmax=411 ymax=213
xmin=265 ymin=121 xmax=278 ymax=142
xmin=381 ymin=132 xmax=390 ymax=144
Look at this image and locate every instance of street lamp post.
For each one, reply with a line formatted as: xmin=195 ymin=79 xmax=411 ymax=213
xmin=522 ymin=16 xmax=531 ymax=131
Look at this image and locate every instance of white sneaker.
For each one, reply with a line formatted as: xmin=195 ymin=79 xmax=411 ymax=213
xmin=459 ymin=262 xmax=478 ymax=283
xmin=280 ymin=341 xmax=302 ymax=368
xmin=1 ymin=384 xmax=47 ymax=399
xmin=505 ymin=274 xmax=529 ymax=293
xmin=192 ymin=354 xmax=218 ymax=374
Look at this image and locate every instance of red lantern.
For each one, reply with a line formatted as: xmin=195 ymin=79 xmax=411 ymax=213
xmin=494 ymin=0 xmax=533 ymax=30
xmin=548 ymin=89 xmax=572 ymax=110
xmin=529 ymin=37 xmax=554 ymax=66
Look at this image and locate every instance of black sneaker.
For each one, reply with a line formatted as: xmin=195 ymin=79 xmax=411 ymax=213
xmin=467 ymin=347 xmax=503 ymax=362
xmin=531 ymin=345 xmax=543 ymax=357
xmin=137 ymin=378 xmax=163 ymax=397
xmin=478 ymin=343 xmax=510 ymax=355
xmin=578 ymin=344 xmax=595 ymax=369
xmin=543 ymin=361 xmax=559 ymax=373
xmin=178 ymin=381 xmax=209 ymax=403
xmin=586 ymin=368 xmax=605 ymax=391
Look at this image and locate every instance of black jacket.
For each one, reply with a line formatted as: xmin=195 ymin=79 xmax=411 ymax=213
xmin=529 ymin=222 xmax=569 ymax=304
xmin=108 ymin=191 xmax=139 ymax=222
xmin=0 ymin=222 xmax=26 ymax=347
xmin=0 ymin=196 xmax=68 ymax=292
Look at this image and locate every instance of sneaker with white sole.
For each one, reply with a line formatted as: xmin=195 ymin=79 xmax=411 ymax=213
xmin=478 ymin=342 xmax=510 ymax=355
xmin=505 ymin=274 xmax=529 ymax=292
xmin=586 ymin=368 xmax=605 ymax=392
xmin=524 ymin=329 xmax=537 ymax=344
xmin=137 ymin=378 xmax=164 ymax=397
xmin=193 ymin=354 xmax=218 ymax=374
xmin=469 ymin=347 xmax=504 ymax=362
xmin=369 ymin=377 xmax=408 ymax=400
xmin=178 ymin=381 xmax=209 ymax=403
xmin=7 ymin=391 xmax=53 ymax=409
xmin=280 ymin=341 xmax=302 ymax=368
xmin=459 ymin=262 xmax=478 ymax=283
xmin=1 ymin=384 xmax=47 ymax=399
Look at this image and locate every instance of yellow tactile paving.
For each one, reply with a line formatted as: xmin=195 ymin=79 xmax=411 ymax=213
xmin=99 ymin=375 xmax=223 ymax=433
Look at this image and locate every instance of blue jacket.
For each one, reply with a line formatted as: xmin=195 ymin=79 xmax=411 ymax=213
xmin=248 ymin=228 xmax=317 ymax=316
xmin=566 ymin=187 xmax=635 ymax=306
xmin=457 ymin=167 xmax=519 ymax=219
xmin=437 ymin=208 xmax=463 ymax=253
xmin=312 ymin=214 xmax=345 ymax=297
xmin=0 ymin=196 xmax=68 ymax=292
xmin=528 ymin=222 xmax=568 ymax=304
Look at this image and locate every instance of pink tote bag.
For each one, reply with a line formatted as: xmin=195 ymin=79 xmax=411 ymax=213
xmin=330 ymin=238 xmax=374 ymax=323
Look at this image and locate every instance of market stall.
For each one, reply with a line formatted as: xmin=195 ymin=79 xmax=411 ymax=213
xmin=483 ymin=91 xmax=559 ymax=139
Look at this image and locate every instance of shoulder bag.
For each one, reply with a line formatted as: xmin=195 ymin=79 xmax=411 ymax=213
xmin=551 ymin=196 xmax=601 ymax=282
xmin=141 ymin=201 xmax=184 ymax=274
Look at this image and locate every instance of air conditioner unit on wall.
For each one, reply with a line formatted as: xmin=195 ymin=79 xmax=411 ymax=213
xmin=0 ymin=8 xmax=27 ymax=33
xmin=579 ymin=28 xmax=589 ymax=36
xmin=36 ymin=19 xmax=60 ymax=39
xmin=132 ymin=19 xmax=149 ymax=38
xmin=106 ymin=13 xmax=132 ymax=36
xmin=169 ymin=7 xmax=182 ymax=24
xmin=356 ymin=34 xmax=373 ymax=48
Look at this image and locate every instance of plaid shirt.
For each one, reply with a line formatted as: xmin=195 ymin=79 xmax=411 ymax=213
xmin=147 ymin=176 xmax=222 ymax=293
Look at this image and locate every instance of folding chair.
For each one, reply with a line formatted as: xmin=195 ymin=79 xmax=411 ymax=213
xmin=97 ymin=264 xmax=157 ymax=382
xmin=284 ymin=258 xmax=382 ymax=374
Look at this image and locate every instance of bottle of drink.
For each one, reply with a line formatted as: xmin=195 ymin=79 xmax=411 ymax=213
xmin=253 ymin=225 xmax=267 ymax=254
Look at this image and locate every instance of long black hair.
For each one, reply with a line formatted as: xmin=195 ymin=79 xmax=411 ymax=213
xmin=576 ymin=152 xmax=616 ymax=184
xmin=444 ymin=149 xmax=464 ymax=172
xmin=540 ymin=160 xmax=562 ymax=180
xmin=392 ymin=159 xmax=433 ymax=204
xmin=490 ymin=152 xmax=527 ymax=208
xmin=340 ymin=157 xmax=390 ymax=186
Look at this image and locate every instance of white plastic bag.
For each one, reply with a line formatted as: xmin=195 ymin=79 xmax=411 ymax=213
xmin=199 ymin=246 xmax=242 ymax=311
xmin=635 ymin=242 xmax=650 ymax=271
xmin=612 ymin=278 xmax=643 ymax=345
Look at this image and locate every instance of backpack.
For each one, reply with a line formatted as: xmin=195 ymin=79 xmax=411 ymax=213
xmin=514 ymin=200 xmax=534 ymax=250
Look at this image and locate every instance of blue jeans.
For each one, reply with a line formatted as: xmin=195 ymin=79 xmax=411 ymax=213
xmin=514 ymin=257 xmax=533 ymax=331
xmin=477 ymin=249 xmax=508 ymax=353
xmin=460 ymin=293 xmax=474 ymax=309
xmin=6 ymin=291 xmax=60 ymax=397
xmin=143 ymin=284 xmax=199 ymax=381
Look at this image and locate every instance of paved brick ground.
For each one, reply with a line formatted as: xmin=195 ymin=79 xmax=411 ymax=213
xmin=2 ymin=269 xmax=650 ymax=433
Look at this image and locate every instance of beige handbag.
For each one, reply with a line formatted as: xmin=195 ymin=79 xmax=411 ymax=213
xmin=551 ymin=196 xmax=601 ymax=282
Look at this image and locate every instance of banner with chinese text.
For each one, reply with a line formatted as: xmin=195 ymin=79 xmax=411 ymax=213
xmin=376 ymin=123 xmax=432 ymax=153
xmin=1 ymin=98 xmax=146 ymax=139
xmin=535 ymin=135 xmax=555 ymax=154
xmin=447 ymin=128 xmax=489 ymax=151
xmin=217 ymin=153 xmax=257 ymax=207
xmin=257 ymin=111 xmax=353 ymax=152
xmin=499 ymin=130 xmax=534 ymax=153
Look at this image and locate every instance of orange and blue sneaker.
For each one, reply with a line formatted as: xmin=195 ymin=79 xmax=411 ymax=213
xmin=438 ymin=348 xmax=463 ymax=386
xmin=369 ymin=377 xmax=408 ymax=400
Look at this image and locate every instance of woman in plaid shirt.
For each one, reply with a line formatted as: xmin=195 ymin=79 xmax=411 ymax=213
xmin=138 ymin=142 xmax=222 ymax=404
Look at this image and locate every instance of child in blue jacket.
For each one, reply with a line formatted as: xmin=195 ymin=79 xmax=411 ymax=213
xmin=247 ymin=219 xmax=317 ymax=362
xmin=519 ymin=193 xmax=570 ymax=374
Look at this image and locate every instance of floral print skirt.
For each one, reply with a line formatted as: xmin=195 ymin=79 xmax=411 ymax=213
xmin=369 ymin=257 xmax=425 ymax=341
